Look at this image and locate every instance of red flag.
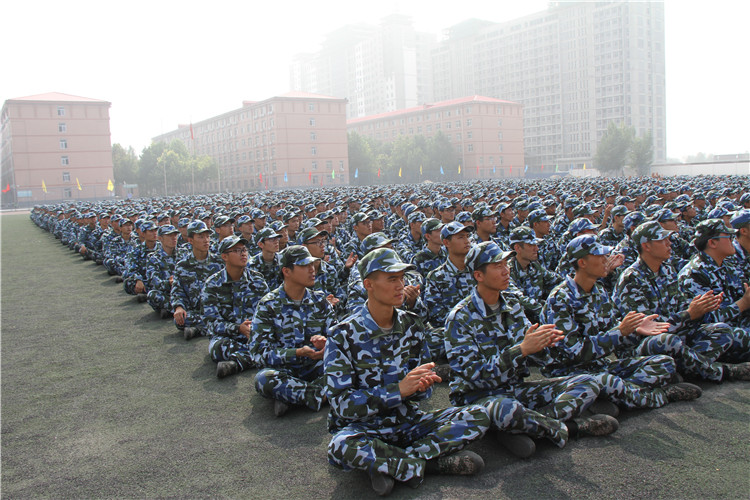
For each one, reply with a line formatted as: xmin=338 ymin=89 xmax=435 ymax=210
xmin=510 ymin=165 xmax=513 ymax=175
xmin=190 ymin=123 xmax=194 ymax=140
xmin=259 ymin=172 xmax=263 ymax=183
xmin=377 ymin=168 xmax=381 ymax=178
xmin=476 ymin=165 xmax=479 ymax=174
xmin=309 ymin=171 xmax=312 ymax=181
xmin=541 ymin=164 xmax=544 ymax=171
xmin=2 ymin=183 xmax=9 ymax=193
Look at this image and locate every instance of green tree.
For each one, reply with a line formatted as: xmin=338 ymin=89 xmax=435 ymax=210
xmin=594 ymin=122 xmax=635 ymax=176
xmin=111 ymin=143 xmax=139 ymax=185
xmin=427 ymin=131 xmax=459 ymax=181
xmin=630 ymin=131 xmax=654 ymax=176
xmin=347 ymin=132 xmax=376 ymax=185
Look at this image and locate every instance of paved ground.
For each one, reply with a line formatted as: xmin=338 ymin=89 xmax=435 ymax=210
xmin=2 ymin=213 xmax=749 ymax=499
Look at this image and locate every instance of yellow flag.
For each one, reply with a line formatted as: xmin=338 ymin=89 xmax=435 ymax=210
xmin=458 ymin=164 xmax=462 ymax=174
xmin=76 ymin=178 xmax=82 ymax=191
xmin=583 ymin=163 xmax=586 ymax=171
xmin=107 ymin=179 xmax=114 ymax=192
xmin=42 ymin=180 xmax=47 ymax=193
xmin=420 ymin=165 xmax=423 ymax=176
xmin=398 ymin=167 xmax=402 ymax=178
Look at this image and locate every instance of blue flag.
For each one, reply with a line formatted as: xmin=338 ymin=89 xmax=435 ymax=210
xmin=493 ymin=166 xmax=496 ymax=174
xmin=524 ymin=165 xmax=529 ymax=173
xmin=440 ymin=166 xmax=445 ymax=175
xmin=284 ymin=172 xmax=288 ymax=182
xmin=355 ymin=168 xmax=358 ymax=179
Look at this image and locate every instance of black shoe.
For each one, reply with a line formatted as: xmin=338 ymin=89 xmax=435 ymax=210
xmin=136 ymin=293 xmax=148 ymax=303
xmin=95 ymin=259 xmax=103 ymax=265
xmin=723 ymin=362 xmax=750 ymax=381
xmin=183 ymin=327 xmax=200 ymax=340
xmin=664 ymin=382 xmax=702 ymax=402
xmin=432 ymin=450 xmax=484 ymax=475
xmin=107 ymin=269 xmax=117 ymax=275
xmin=217 ymin=360 xmax=240 ymax=379
xmin=273 ymin=399 xmax=290 ymax=417
xmin=368 ymin=470 xmax=395 ymax=496
xmin=160 ymin=308 xmax=173 ymax=319
xmin=575 ymin=414 xmax=619 ymax=437
xmin=114 ymin=276 xmax=124 ymax=283
xmin=497 ymin=432 xmax=536 ymax=458
xmin=587 ymin=399 xmax=620 ymax=418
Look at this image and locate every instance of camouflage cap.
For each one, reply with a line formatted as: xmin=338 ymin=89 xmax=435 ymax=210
xmin=465 ymin=241 xmax=515 ymax=272
xmin=177 ymin=217 xmax=191 ymax=228
xmin=218 ymin=235 xmax=248 ymax=254
xmin=282 ymin=210 xmax=299 ymax=223
xmin=611 ymin=205 xmax=629 ymax=217
xmin=110 ymin=214 xmax=123 ymax=223
xmin=572 ymin=204 xmax=595 ymax=217
xmin=654 ymin=208 xmax=677 ymax=222
xmin=437 ymin=199 xmax=454 ymax=211
xmin=730 ymin=209 xmax=750 ymax=228
xmin=280 ymin=245 xmax=319 ymax=267
xmin=158 ymin=224 xmax=179 ymax=236
xmin=632 ymin=221 xmax=674 ymax=248
xmin=140 ymin=220 xmax=158 ymax=231
xmin=120 ymin=218 xmax=135 ymax=226
xmin=358 ymin=247 xmax=415 ymax=278
xmin=360 ymin=232 xmax=395 ymax=256
xmin=255 ymin=227 xmax=281 ymax=243
xmin=441 ymin=221 xmax=474 ymax=239
xmin=251 ymin=208 xmax=266 ymax=219
xmin=527 ymin=209 xmax=552 ymax=225
xmin=568 ymin=217 xmax=598 ymax=235
xmin=421 ymin=218 xmax=444 ymax=235
xmin=623 ymin=211 xmax=646 ymax=231
xmin=186 ymin=220 xmax=211 ymax=236
xmin=509 ymin=226 xmax=542 ymax=246
xmin=707 ymin=207 xmax=729 ymax=219
xmin=693 ymin=218 xmax=737 ymax=243
xmin=407 ymin=210 xmax=427 ymax=224
xmin=455 ymin=211 xmax=473 ymax=223
xmin=565 ymin=235 xmax=613 ymax=264
xmin=236 ymin=214 xmax=252 ymax=225
xmin=297 ymin=227 xmax=328 ymax=244
xmin=472 ymin=206 xmax=495 ymax=221
xmin=351 ymin=212 xmax=371 ymax=224
xmin=269 ymin=220 xmax=288 ymax=232
xmin=368 ymin=210 xmax=385 ymax=220
xmin=156 ymin=213 xmax=170 ymax=222
xmin=740 ymin=193 xmax=750 ymax=204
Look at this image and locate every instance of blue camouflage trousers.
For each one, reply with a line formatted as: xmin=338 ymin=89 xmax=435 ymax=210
xmin=254 ymin=362 xmax=326 ymax=411
xmin=587 ymin=355 xmax=675 ymax=409
xmin=328 ymin=405 xmax=490 ymax=482
xmin=146 ymin=290 xmax=168 ymax=312
xmin=633 ymin=325 xmax=734 ymax=382
xmin=209 ymin=336 xmax=254 ymax=371
xmin=103 ymin=258 xmax=118 ymax=275
xmin=721 ymin=326 xmax=750 ymax=364
xmin=174 ymin=309 xmax=207 ymax=333
xmin=477 ymin=374 xmax=600 ymax=448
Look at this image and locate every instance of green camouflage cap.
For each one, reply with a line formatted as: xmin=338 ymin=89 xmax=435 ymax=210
xmin=255 ymin=227 xmax=281 ymax=243
xmin=527 ymin=209 xmax=552 ymax=225
xmin=358 ymin=248 xmax=415 ymax=278
xmin=297 ymin=226 xmax=328 ymax=244
xmin=472 ymin=206 xmax=495 ymax=221
xmin=509 ymin=226 xmax=542 ymax=246
xmin=421 ymin=218 xmax=444 ymax=235
xmin=631 ymin=221 xmax=674 ymax=248
xmin=693 ymin=218 xmax=737 ymax=244
xmin=611 ymin=205 xmax=629 ymax=217
xmin=186 ymin=220 xmax=211 ymax=236
xmin=360 ymin=232 xmax=395 ymax=256
xmin=465 ymin=241 xmax=515 ymax=272
xmin=351 ymin=212 xmax=371 ymax=224
xmin=572 ymin=204 xmax=595 ymax=217
xmin=565 ymin=235 xmax=613 ymax=264
xmin=407 ymin=210 xmax=426 ymax=223
xmin=280 ymin=245 xmax=319 ymax=267
xmin=218 ymin=235 xmax=248 ymax=254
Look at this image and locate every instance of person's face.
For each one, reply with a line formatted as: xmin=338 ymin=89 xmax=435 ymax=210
xmin=533 ymin=220 xmax=550 ymax=236
xmin=660 ymin=220 xmax=678 ymax=232
xmin=178 ymin=226 xmax=188 ymax=239
xmin=238 ymin=222 xmax=253 ymax=236
xmin=286 ymin=262 xmax=316 ymax=288
xmin=222 ymin=244 xmax=249 ymax=267
xmin=477 ymin=216 xmax=497 ymax=234
xmin=144 ymin=228 xmax=158 ymax=244
xmin=424 ymin=230 xmax=442 ymax=246
xmin=364 ymin=270 xmax=405 ymax=307
xmin=259 ymin=236 xmax=280 ymax=254
xmin=476 ymin=260 xmax=511 ymax=291
xmin=515 ymin=242 xmax=539 ymax=262
xmin=444 ymin=231 xmax=472 ymax=257
xmin=121 ymin=223 xmax=133 ymax=236
xmin=189 ymin=232 xmax=211 ymax=253
xmin=625 ymin=201 xmax=636 ymax=211
xmin=278 ymin=229 xmax=289 ymax=246
xmin=99 ymin=219 xmax=110 ymax=230
xmin=500 ymin=208 xmax=515 ymax=223
xmin=372 ymin=218 xmax=384 ymax=232
xmin=441 ymin=206 xmax=456 ymax=222
xmin=217 ymin=224 xmax=234 ymax=239
xmin=684 ymin=206 xmax=696 ymax=218
xmin=319 ymin=220 xmax=333 ymax=234
xmin=304 ymin=236 xmax=327 ymax=259
xmin=643 ymin=237 xmax=672 ymax=262
xmin=254 ymin=218 xmax=266 ymax=229
xmin=579 ymin=253 xmax=608 ymax=279
xmin=159 ymin=233 xmax=179 ymax=250
xmin=709 ymin=233 xmax=736 ymax=258
xmin=356 ymin=220 xmax=373 ymax=237
xmin=288 ymin=216 xmax=301 ymax=232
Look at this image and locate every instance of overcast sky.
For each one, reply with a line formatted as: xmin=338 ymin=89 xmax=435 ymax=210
xmin=2 ymin=0 xmax=748 ymax=161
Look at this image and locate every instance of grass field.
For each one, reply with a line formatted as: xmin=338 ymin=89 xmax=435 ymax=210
xmin=2 ymin=212 xmax=749 ymax=499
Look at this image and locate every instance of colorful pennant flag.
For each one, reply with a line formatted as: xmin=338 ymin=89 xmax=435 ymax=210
xmin=354 ymin=168 xmax=359 ymax=179
xmin=583 ymin=163 xmax=587 ymax=171
xmin=190 ymin=123 xmax=194 ymax=140
xmin=377 ymin=168 xmax=381 ymax=178
xmin=398 ymin=167 xmax=402 ymax=178
xmin=2 ymin=183 xmax=10 ymax=193
xmin=284 ymin=172 xmax=288 ymax=182
xmin=524 ymin=165 xmax=529 ymax=173
xmin=42 ymin=180 xmax=47 ymax=193
xmin=259 ymin=172 xmax=263 ymax=183
xmin=420 ymin=165 xmax=423 ymax=176
xmin=308 ymin=171 xmax=312 ymax=181
xmin=440 ymin=166 xmax=445 ymax=175
xmin=331 ymin=169 xmax=335 ymax=180
xmin=76 ymin=178 xmax=82 ymax=191
xmin=458 ymin=164 xmax=461 ymax=174
xmin=107 ymin=179 xmax=114 ymax=191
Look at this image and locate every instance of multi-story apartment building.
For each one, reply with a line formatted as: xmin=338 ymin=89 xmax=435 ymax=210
xmin=432 ymin=1 xmax=666 ymax=171
xmin=290 ymin=14 xmax=436 ymax=120
xmin=347 ymin=95 xmax=524 ymax=180
xmin=1 ymin=92 xmax=114 ymax=207
xmin=153 ymin=92 xmax=349 ymax=191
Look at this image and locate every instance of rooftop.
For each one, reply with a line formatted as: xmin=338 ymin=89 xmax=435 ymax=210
xmin=6 ymin=92 xmax=109 ymax=104
xmin=347 ymin=95 xmax=519 ymax=125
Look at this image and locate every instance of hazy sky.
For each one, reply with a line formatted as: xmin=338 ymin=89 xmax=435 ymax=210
xmin=2 ymin=0 xmax=748 ymax=160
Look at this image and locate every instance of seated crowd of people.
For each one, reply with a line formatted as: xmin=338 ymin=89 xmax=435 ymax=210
xmin=30 ymin=175 xmax=750 ymax=496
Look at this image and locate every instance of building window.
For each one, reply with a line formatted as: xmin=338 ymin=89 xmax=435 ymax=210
xmin=311 ymin=146 xmax=317 ymax=155
xmin=468 ymin=144 xmax=474 ymax=152
xmin=498 ymin=144 xmax=503 ymax=152
xmin=466 ymin=119 xmax=472 ymax=127
xmin=326 ymin=160 xmax=332 ymax=170
xmin=310 ymin=132 xmax=316 ymax=141
xmin=309 ymin=118 xmax=316 ymax=126
xmin=61 ymin=156 xmax=69 ymax=166
xmin=339 ymin=160 xmax=344 ymax=171
xmin=58 ymin=123 xmax=66 ymax=133
xmin=312 ymin=161 xmax=318 ymax=170
xmin=308 ymin=103 xmax=315 ymax=112
xmin=57 ymin=106 xmax=65 ymax=116
xmin=63 ymin=187 xmax=72 ymax=198
xmin=62 ymin=171 xmax=70 ymax=182
xmin=497 ymin=132 xmax=503 ymax=140
xmin=467 ymin=131 xmax=473 ymax=139
xmin=59 ymin=139 xmax=68 ymax=149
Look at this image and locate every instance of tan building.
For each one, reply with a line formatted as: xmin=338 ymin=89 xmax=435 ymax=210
xmin=1 ymin=92 xmax=114 ymax=207
xmin=347 ymin=95 xmax=525 ymax=179
xmin=153 ymin=92 xmax=349 ymax=191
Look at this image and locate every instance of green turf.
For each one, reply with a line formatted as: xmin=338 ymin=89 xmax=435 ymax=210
xmin=2 ymin=213 xmax=749 ymax=499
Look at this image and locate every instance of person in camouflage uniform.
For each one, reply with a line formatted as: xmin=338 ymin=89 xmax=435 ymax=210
xmin=170 ymin=221 xmax=224 ymax=340
xmin=614 ymin=221 xmax=749 ymax=381
xmin=395 ymin=210 xmax=426 ymax=264
xmin=598 ymin=205 xmax=629 ymax=248
xmin=105 ymin=218 xmax=138 ymax=279
xmin=146 ymin=225 xmax=180 ymax=318
xmin=340 ymin=212 xmax=373 ymax=259
xmin=411 ymin=218 xmax=447 ymax=279
xmin=123 ymin=220 xmax=160 ymax=301
xmin=728 ymin=210 xmax=750 ymax=283
xmin=528 ymin=209 xmax=560 ymax=272
xmin=203 ymin=235 xmax=269 ymax=379
xmin=325 ymin=248 xmax=489 ymax=495
xmin=249 ymin=246 xmax=334 ymax=417
xmin=298 ymin=227 xmax=346 ymax=309
xmin=678 ymin=219 xmax=750 ymax=334
xmin=445 ymin=242 xmax=617 ymax=459
xmin=101 ymin=214 xmax=123 ymax=275
xmin=653 ymin=208 xmax=693 ymax=272
xmin=247 ymin=227 xmax=282 ymax=290
xmin=508 ymin=226 xmax=563 ymax=324
xmin=423 ymin=222 xmax=475 ymax=328
xmin=542 ymin=235 xmax=703 ymax=410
